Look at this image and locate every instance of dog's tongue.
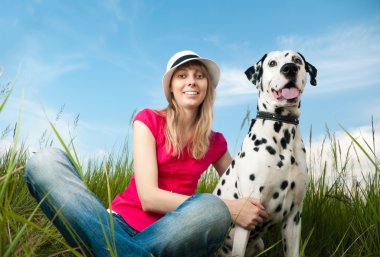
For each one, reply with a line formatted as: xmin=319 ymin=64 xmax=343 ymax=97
xmin=281 ymin=87 xmax=299 ymax=100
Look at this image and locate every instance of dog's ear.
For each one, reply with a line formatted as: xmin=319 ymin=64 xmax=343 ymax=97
xmin=298 ymin=52 xmax=318 ymax=86
xmin=305 ymin=62 xmax=317 ymax=86
xmin=245 ymin=54 xmax=267 ymax=88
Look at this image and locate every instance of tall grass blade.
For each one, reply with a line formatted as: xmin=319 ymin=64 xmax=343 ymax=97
xmin=0 ymin=84 xmax=14 ymax=113
xmin=0 ymin=90 xmax=22 ymax=200
xmin=339 ymin=123 xmax=380 ymax=172
xmin=43 ymin=107 xmax=84 ymax=177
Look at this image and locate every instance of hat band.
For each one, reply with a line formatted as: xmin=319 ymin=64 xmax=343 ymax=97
xmin=170 ymin=54 xmax=199 ymax=69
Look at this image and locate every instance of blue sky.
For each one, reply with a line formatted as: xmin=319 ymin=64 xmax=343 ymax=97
xmin=1 ymin=0 xmax=380 ymax=161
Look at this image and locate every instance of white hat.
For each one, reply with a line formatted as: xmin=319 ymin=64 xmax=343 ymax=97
xmin=162 ymin=50 xmax=220 ymax=102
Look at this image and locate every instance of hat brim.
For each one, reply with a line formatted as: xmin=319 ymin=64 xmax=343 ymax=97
xmin=162 ymin=57 xmax=220 ymax=102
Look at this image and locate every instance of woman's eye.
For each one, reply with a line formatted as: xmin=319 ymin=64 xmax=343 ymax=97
xmin=269 ymin=60 xmax=277 ymax=67
xmin=177 ymin=73 xmax=186 ymax=78
xmin=196 ymin=73 xmax=205 ymax=79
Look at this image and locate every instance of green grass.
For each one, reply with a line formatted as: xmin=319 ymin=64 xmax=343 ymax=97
xmin=1 ymin=83 xmax=379 ymax=256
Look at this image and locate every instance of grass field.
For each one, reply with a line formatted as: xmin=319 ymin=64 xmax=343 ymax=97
xmin=1 ymin=85 xmax=379 ymax=256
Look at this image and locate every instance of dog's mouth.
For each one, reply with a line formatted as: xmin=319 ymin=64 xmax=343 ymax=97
xmin=272 ymin=82 xmax=300 ymax=101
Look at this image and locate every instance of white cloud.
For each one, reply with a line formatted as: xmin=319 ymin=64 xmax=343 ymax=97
xmin=307 ymin=124 xmax=380 ymax=187
xmin=0 ymin=138 xmax=12 ymax=156
xmin=216 ymin=67 xmax=257 ymax=107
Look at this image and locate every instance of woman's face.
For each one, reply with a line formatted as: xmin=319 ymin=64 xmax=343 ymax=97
xmin=170 ymin=64 xmax=208 ymax=111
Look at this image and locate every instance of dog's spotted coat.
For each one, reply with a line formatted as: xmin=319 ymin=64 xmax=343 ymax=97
xmin=214 ymin=51 xmax=317 ymax=257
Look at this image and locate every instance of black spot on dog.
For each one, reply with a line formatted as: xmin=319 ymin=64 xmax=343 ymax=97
xmin=263 ymin=103 xmax=267 ymax=110
xmin=273 ymin=192 xmax=279 ymax=199
xmin=248 ymin=119 xmax=256 ymax=133
xmin=259 ymin=186 xmax=264 ymax=192
xmin=255 ymin=138 xmax=267 ymax=146
xmin=240 ymin=152 xmax=245 ymax=158
xmin=281 ymin=180 xmax=289 ymax=190
xmin=233 ymin=193 xmax=239 ymax=199
xmin=281 ymin=129 xmax=291 ymax=149
xmin=275 ymin=204 xmax=282 ymax=212
xmin=290 ymin=202 xmax=294 ymax=211
xmin=235 ymin=181 xmax=238 ymax=188
xmin=277 ymin=161 xmax=284 ymax=168
xmin=224 ymin=243 xmax=232 ymax=251
xmin=294 ymin=211 xmax=301 ymax=225
xmin=254 ymin=147 xmax=259 ymax=152
xmin=280 ymin=138 xmax=287 ymax=149
xmin=273 ymin=137 xmax=277 ymax=144
xmin=291 ymin=156 xmax=295 ymax=164
xmin=274 ymin=121 xmax=283 ymax=133
xmin=291 ymin=181 xmax=295 ymax=190
xmin=302 ymin=147 xmax=306 ymax=153
xmin=226 ymin=168 xmax=230 ymax=175
xmin=221 ymin=179 xmax=225 ymax=185
xmin=251 ymin=134 xmax=257 ymax=141
xmin=285 ymin=52 xmax=289 ymax=57
xmin=291 ymin=127 xmax=296 ymax=139
xmin=283 ymin=210 xmax=288 ymax=217
xmin=266 ymin=145 xmax=276 ymax=155
xmin=231 ymin=160 xmax=235 ymax=169
xmin=280 ymin=154 xmax=285 ymax=160
xmin=249 ymin=174 xmax=255 ymax=181
xmin=217 ymin=189 xmax=221 ymax=196
xmin=283 ymin=223 xmax=287 ymax=230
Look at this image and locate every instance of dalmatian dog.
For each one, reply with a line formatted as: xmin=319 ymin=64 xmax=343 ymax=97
xmin=214 ymin=50 xmax=317 ymax=257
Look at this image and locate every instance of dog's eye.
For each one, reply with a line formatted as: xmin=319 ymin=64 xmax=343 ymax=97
xmin=294 ymin=57 xmax=303 ymax=65
xmin=269 ymin=60 xmax=277 ymax=67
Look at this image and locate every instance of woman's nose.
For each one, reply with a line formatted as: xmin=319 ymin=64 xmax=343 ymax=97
xmin=187 ymin=76 xmax=196 ymax=85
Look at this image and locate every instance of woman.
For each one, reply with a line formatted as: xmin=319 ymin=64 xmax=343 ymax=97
xmin=24 ymin=50 xmax=268 ymax=257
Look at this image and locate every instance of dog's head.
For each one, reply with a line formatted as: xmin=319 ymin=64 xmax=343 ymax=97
xmin=245 ymin=50 xmax=317 ymax=109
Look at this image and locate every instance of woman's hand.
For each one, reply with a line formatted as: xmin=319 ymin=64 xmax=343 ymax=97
xmin=223 ymin=197 xmax=269 ymax=230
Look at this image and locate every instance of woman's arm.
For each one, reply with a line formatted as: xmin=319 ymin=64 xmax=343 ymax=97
xmin=213 ymin=151 xmax=233 ymax=177
xmin=133 ymin=120 xmax=189 ymax=214
xmin=213 ymin=151 xmax=269 ymax=230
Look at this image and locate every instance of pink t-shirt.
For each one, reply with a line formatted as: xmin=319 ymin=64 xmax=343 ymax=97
xmin=111 ymin=109 xmax=227 ymax=232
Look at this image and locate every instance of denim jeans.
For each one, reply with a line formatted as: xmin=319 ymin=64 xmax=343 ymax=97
xmin=24 ymin=148 xmax=231 ymax=257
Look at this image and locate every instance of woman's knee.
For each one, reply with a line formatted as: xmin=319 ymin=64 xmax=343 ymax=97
xmin=194 ymin=194 xmax=231 ymax=232
xmin=24 ymin=148 xmax=71 ymax=185
xmin=178 ymin=193 xmax=231 ymax=239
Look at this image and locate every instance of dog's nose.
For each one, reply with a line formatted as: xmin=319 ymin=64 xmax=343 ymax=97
xmin=280 ymin=63 xmax=298 ymax=78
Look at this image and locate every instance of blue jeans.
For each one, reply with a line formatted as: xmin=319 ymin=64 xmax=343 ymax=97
xmin=24 ymin=148 xmax=231 ymax=257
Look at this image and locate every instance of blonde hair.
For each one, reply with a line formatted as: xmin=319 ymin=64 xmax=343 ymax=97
xmin=162 ymin=60 xmax=216 ymax=160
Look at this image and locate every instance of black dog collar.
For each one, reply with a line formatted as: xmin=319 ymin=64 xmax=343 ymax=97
xmin=256 ymin=111 xmax=299 ymax=125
